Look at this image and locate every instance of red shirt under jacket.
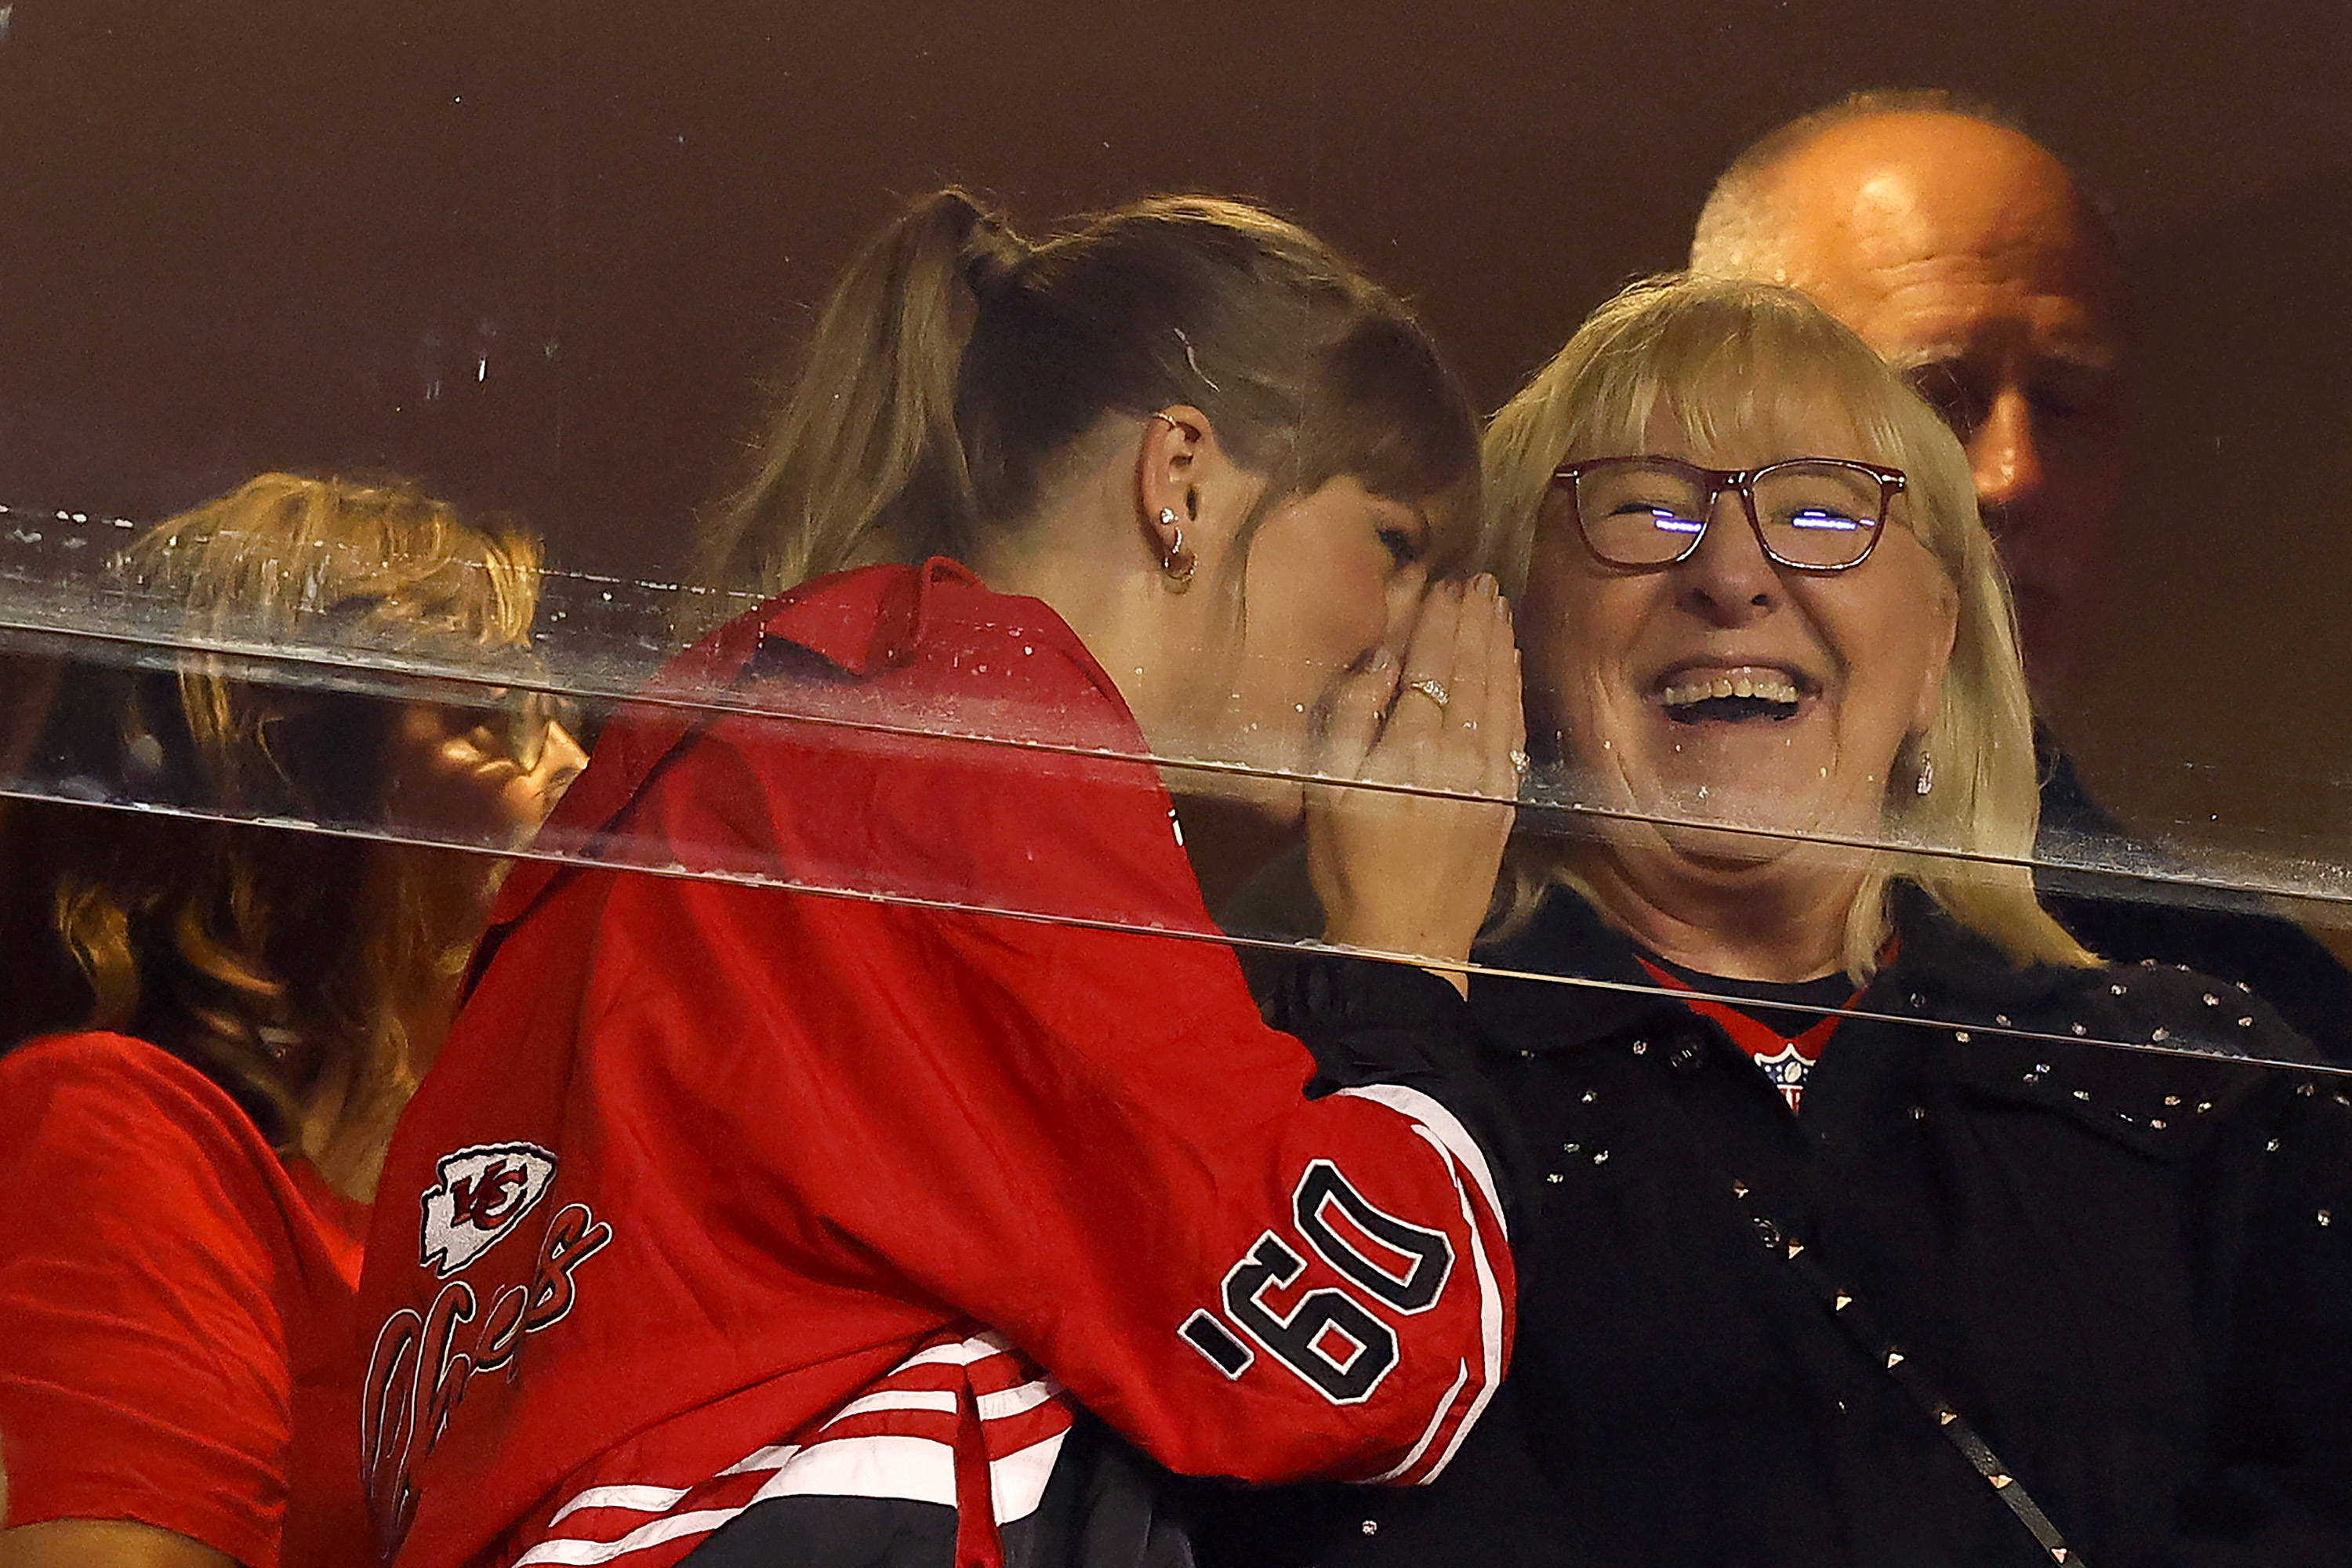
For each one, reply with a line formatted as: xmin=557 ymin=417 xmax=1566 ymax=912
xmin=353 ymin=561 xmax=1513 ymax=1568
xmin=0 ymin=1032 xmax=369 ymax=1568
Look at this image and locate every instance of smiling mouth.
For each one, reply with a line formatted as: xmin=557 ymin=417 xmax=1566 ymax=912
xmin=1653 ymin=666 xmax=1810 ymax=725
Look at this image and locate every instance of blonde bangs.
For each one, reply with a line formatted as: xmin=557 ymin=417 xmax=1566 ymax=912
xmin=132 ymin=473 xmax=543 ymax=661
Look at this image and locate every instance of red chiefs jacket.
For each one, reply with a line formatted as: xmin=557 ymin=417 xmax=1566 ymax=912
xmin=351 ymin=561 xmax=1515 ymax=1568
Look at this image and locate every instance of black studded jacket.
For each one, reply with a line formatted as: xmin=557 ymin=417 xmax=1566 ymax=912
xmin=1196 ymin=884 xmax=2352 ymax=1568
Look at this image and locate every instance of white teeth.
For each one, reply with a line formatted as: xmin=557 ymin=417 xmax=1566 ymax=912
xmin=1657 ymin=669 xmax=1802 ymax=709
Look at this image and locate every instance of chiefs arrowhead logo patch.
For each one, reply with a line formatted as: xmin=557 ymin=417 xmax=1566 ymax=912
xmin=419 ymin=1143 xmax=558 ymax=1277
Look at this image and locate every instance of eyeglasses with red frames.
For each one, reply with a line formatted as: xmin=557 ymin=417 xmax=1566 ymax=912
xmin=1550 ymin=456 xmax=1907 ymax=572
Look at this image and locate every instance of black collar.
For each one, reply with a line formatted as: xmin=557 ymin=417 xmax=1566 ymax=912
xmin=1472 ymin=890 xmax=1677 ymax=1054
xmin=1472 ymin=880 xmax=2100 ymax=1059
xmin=1470 ymin=880 xmax=2308 ymax=1163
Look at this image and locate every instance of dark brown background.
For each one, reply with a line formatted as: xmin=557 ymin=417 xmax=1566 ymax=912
xmin=3 ymin=0 xmax=2350 ymax=897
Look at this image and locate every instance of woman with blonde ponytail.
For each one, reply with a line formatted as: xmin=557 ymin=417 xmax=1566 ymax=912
xmin=0 ymin=474 xmax=583 ymax=1568
xmin=358 ymin=190 xmax=1527 ymax=1568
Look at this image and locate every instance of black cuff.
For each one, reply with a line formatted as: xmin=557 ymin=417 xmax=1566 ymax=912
xmin=1265 ymin=952 xmax=1478 ymax=1071
xmin=1265 ymin=953 xmax=1526 ymax=1229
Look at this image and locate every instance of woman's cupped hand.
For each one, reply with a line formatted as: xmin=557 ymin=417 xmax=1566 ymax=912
xmin=1307 ymin=575 xmax=1525 ymax=994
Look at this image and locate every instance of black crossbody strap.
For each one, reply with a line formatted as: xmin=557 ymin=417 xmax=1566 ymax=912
xmin=1725 ymin=1178 xmax=2084 ymax=1565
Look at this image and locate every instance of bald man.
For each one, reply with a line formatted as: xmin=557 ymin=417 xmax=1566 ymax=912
xmin=1693 ymin=90 xmax=2352 ymax=1063
xmin=1694 ymin=97 xmax=2122 ymax=702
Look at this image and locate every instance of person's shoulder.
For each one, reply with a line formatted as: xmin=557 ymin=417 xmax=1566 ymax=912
xmin=1889 ymin=884 xmax=2299 ymax=1051
xmin=2015 ymin=954 xmax=2318 ymax=1075
xmin=623 ymin=562 xmax=1188 ymax=924
xmin=707 ymin=562 xmax=1156 ymax=832
xmin=753 ymin=560 xmax=1129 ymax=732
xmin=1885 ymin=898 xmax=2323 ymax=1146
xmin=2078 ymin=960 xmax=2352 ymax=1191
xmin=1476 ymin=884 xmax=1624 ymax=974
xmin=1994 ymin=985 xmax=2309 ymax=1156
xmin=0 ymin=1030 xmax=267 ymax=1138
xmin=0 ymin=1032 xmax=286 ymax=1217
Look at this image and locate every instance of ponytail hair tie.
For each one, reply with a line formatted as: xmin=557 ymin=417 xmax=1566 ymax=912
xmin=953 ymin=202 xmax=1031 ymax=304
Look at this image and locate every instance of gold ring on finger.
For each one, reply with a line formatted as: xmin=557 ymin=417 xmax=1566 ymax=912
xmin=1405 ymin=677 xmax=1450 ymax=713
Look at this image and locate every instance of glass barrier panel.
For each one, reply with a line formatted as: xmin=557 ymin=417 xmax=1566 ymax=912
xmin=4 ymin=524 xmax=2349 ymax=1077
xmin=3 ymin=11 xmax=2350 ymax=1568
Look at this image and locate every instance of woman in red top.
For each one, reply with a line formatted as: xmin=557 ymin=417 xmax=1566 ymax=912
xmin=355 ymin=191 xmax=1526 ymax=1568
xmin=0 ymin=474 xmax=585 ymax=1568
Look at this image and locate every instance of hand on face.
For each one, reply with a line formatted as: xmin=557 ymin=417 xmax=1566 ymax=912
xmin=1003 ymin=412 xmax=1463 ymax=859
xmin=1307 ymin=576 xmax=1525 ymax=989
xmin=1128 ymin=420 xmax=1514 ymax=937
xmin=1523 ymin=409 xmax=1955 ymax=874
xmin=1134 ymin=407 xmax=1445 ymax=812
xmin=1228 ymin=475 xmax=1438 ymax=768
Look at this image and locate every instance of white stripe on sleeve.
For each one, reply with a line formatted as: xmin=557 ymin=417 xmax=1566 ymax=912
xmin=543 ymin=1484 xmax=691 ymax=1528
xmin=1333 ymin=1083 xmax=1508 ymax=1483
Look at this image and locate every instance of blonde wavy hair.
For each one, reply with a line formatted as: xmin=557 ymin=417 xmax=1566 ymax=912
xmin=7 ymin=474 xmax=541 ymax=1190
xmin=1483 ymin=274 xmax=2092 ymax=977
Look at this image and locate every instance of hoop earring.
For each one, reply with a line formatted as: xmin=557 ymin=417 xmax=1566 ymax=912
xmin=1156 ymin=507 xmax=1196 ymax=592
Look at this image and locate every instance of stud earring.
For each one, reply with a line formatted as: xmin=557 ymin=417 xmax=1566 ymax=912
xmin=1158 ymin=507 xmax=1196 ymax=592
